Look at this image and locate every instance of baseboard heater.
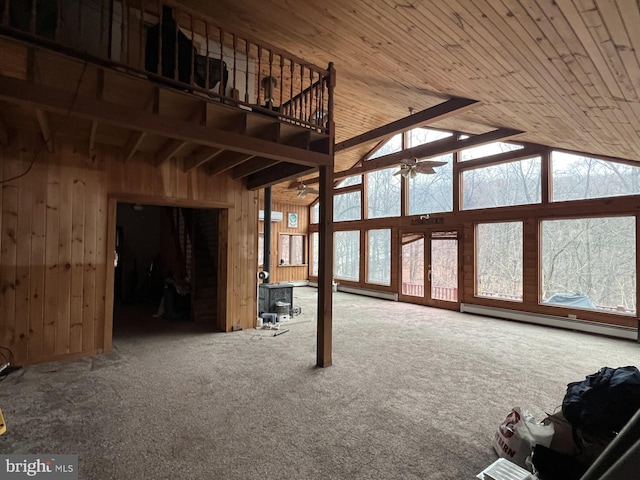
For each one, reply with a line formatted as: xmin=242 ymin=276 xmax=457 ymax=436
xmin=308 ymin=282 xmax=398 ymax=301
xmin=460 ymin=303 xmax=638 ymax=341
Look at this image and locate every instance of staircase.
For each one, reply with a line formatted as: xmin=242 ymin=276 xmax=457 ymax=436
xmin=190 ymin=210 xmax=219 ymax=326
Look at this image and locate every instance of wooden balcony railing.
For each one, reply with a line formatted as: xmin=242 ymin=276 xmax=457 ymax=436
xmin=401 ymin=282 xmax=458 ymax=302
xmin=0 ymin=0 xmax=333 ymax=133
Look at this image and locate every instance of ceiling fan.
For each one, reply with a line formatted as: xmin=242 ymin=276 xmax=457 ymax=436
xmin=394 ymin=158 xmax=447 ymax=179
xmin=288 ymin=181 xmax=320 ymax=198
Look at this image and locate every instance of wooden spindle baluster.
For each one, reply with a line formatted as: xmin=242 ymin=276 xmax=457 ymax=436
xmin=257 ymin=45 xmax=262 ymax=107
xmin=204 ymin=22 xmax=210 ymax=91
xmin=299 ymin=65 xmax=304 ymax=123
xmin=268 ymin=50 xmax=273 ymax=109
xmin=309 ymin=68 xmax=313 ymax=125
xmin=173 ymin=6 xmax=179 ymax=82
xmin=124 ymin=0 xmax=130 ymax=66
xmin=30 ymin=0 xmax=37 ymax=34
xmin=55 ymin=0 xmax=62 ymax=43
xmin=219 ymin=28 xmax=224 ymax=96
xmin=189 ymin=13 xmax=195 ymax=88
xmin=245 ymin=40 xmax=250 ymax=103
xmin=279 ymin=55 xmax=284 ymax=112
xmin=157 ymin=0 xmax=162 ymax=77
xmin=289 ymin=60 xmax=294 ymax=118
xmin=78 ymin=0 xmax=82 ymax=44
xmin=316 ymin=72 xmax=321 ymax=127
xmin=232 ymin=33 xmax=237 ymax=96
xmin=2 ymin=0 xmax=9 ymax=26
xmin=128 ymin=0 xmax=134 ymax=65
xmin=138 ymin=0 xmax=144 ymax=69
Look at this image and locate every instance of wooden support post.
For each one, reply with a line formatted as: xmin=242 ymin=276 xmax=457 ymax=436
xmin=317 ymin=163 xmax=334 ymax=368
xmin=317 ymin=62 xmax=335 ymax=368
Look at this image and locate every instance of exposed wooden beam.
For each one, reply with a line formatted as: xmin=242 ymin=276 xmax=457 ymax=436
xmin=154 ymin=139 xmax=189 ymax=167
xmin=35 ymin=108 xmax=53 ymax=153
xmin=208 ymin=151 xmax=254 ymax=176
xmin=88 ymin=121 xmax=98 ymax=160
xmin=183 ymin=147 xmax=223 ymax=172
xmin=0 ymin=74 xmax=331 ymax=167
xmin=123 ymin=131 xmax=147 ymax=163
xmin=305 ymin=128 xmax=524 ymax=184
xmin=122 ymin=89 xmax=157 ymax=164
xmin=232 ymin=158 xmax=279 ymax=180
xmin=87 ymin=69 xmax=104 ymax=164
xmin=246 ymin=163 xmax=316 ymax=190
xmin=0 ymin=114 xmax=8 ymax=146
xmin=335 ymin=97 xmax=479 ymax=153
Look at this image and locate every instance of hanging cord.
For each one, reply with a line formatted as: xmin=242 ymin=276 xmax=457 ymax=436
xmin=0 ymin=60 xmax=89 ymax=184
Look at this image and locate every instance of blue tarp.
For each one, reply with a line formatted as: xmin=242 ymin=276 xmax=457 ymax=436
xmin=543 ymin=293 xmax=596 ymax=308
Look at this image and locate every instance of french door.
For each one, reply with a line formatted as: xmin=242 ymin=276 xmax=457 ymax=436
xmin=399 ymin=229 xmax=460 ymax=310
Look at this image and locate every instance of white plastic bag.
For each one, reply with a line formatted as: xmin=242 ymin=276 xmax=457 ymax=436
xmin=493 ymin=407 xmax=555 ymax=468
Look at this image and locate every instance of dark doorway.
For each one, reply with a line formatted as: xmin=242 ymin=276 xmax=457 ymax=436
xmin=113 ymin=203 xmax=221 ymax=340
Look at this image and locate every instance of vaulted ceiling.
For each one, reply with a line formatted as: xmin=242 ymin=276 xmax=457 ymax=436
xmin=183 ymin=0 xmax=640 ymax=173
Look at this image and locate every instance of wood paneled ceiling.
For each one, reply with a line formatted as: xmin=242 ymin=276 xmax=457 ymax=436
xmin=182 ymin=0 xmax=640 ymax=171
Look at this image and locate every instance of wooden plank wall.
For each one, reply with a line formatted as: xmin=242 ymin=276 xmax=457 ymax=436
xmin=258 ymin=199 xmax=309 ymax=283
xmin=0 ymin=137 xmax=258 ymax=366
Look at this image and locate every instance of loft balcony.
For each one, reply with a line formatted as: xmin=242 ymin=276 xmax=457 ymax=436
xmin=0 ymin=0 xmax=334 ymax=188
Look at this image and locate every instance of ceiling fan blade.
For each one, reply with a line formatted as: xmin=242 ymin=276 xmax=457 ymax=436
xmin=420 ymin=160 xmax=447 ymax=167
xmin=415 ymin=165 xmax=436 ymax=174
xmin=307 ymin=188 xmax=320 ymax=195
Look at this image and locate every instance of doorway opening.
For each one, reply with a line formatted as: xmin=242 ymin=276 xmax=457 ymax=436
xmin=112 ymin=201 xmax=223 ymax=341
xmin=399 ymin=229 xmax=461 ymax=310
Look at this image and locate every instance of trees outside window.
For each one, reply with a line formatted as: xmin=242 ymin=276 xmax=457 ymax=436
xmin=334 ymin=231 xmax=360 ymax=281
xmin=334 ymin=191 xmax=361 ymax=222
xmin=367 ymin=168 xmax=400 ymax=218
xmin=367 ymin=229 xmax=391 ymax=285
xmin=476 ymin=222 xmax=523 ymax=301
xmin=462 ymin=157 xmax=541 ymax=210
xmin=408 ymin=153 xmax=453 ymax=215
xmin=279 ymin=234 xmax=305 ymax=265
xmin=551 ymin=151 xmax=640 ymax=202
xmin=542 ymin=217 xmax=636 ymax=314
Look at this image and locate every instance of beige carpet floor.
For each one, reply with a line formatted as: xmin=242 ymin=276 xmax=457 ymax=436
xmin=1 ymin=287 xmax=638 ymax=479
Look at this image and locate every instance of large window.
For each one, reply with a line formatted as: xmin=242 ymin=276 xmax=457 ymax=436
xmin=367 ymin=229 xmax=391 ymax=285
xmin=460 ymin=141 xmax=523 ymax=161
xmin=476 ymin=222 xmax=523 ymax=301
xmin=408 ymin=153 xmax=453 ymax=215
xmin=311 ymin=232 xmax=319 ymax=277
xmin=551 ymin=151 xmax=640 ymax=202
xmin=407 ymin=128 xmax=452 ymax=147
xmin=279 ymin=234 xmax=305 ymax=265
xmin=367 ymin=168 xmax=400 ymax=218
xmin=541 ymin=217 xmax=636 ymax=314
xmin=368 ymin=134 xmax=402 ymax=159
xmin=337 ymin=175 xmax=362 ymax=188
xmin=334 ymin=191 xmax=361 ymax=222
xmin=311 ymin=203 xmax=319 ymax=224
xmin=334 ymin=231 xmax=360 ymax=281
xmin=462 ymin=157 xmax=541 ymax=210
